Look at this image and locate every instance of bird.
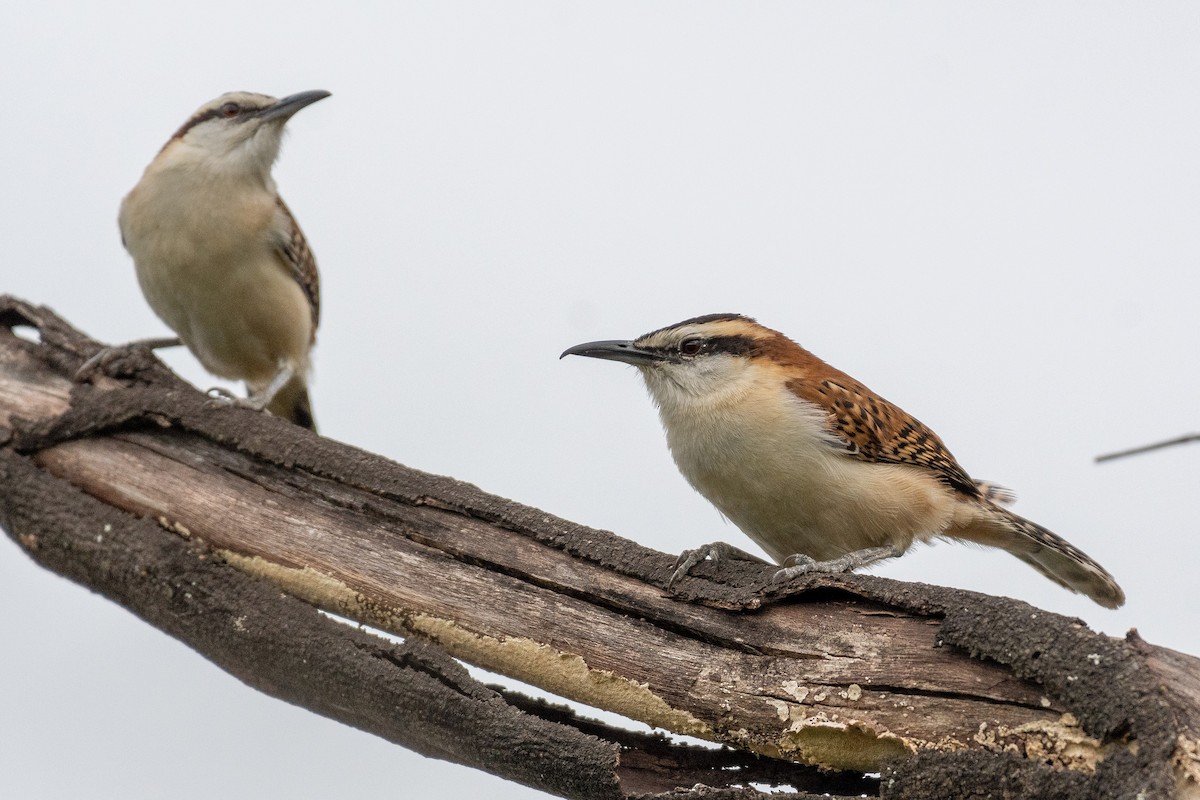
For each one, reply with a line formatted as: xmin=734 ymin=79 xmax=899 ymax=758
xmin=113 ymin=89 xmax=329 ymax=430
xmin=561 ymin=313 xmax=1125 ymax=608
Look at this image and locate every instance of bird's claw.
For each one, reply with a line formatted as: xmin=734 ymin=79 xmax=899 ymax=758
xmin=667 ymin=547 xmax=712 ymax=588
xmin=772 ymin=545 xmax=901 ymax=583
xmin=667 ymin=541 xmax=766 ymax=587
xmin=773 ymin=554 xmax=823 ymax=582
xmin=75 ymin=347 xmax=123 ymax=383
xmin=205 ymin=387 xmax=267 ymax=412
xmin=74 ymin=337 xmax=182 ymax=383
xmin=773 ymin=563 xmax=818 ymax=582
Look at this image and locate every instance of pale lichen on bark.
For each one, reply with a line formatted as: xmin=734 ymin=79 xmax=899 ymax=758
xmin=1174 ymin=735 xmax=1200 ymax=798
xmin=219 ymin=547 xmax=718 ymax=743
xmin=405 ymin=614 xmax=715 ymax=741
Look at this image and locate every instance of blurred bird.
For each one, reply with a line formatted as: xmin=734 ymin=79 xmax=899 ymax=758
xmin=562 ymin=313 xmax=1124 ymax=608
xmin=113 ymin=89 xmax=329 ymax=430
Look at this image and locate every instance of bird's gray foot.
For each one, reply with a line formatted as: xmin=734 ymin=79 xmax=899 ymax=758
xmin=772 ymin=545 xmax=901 ymax=582
xmin=207 ymin=364 xmax=295 ymax=415
xmin=74 ymin=337 xmax=182 ymax=382
xmin=205 ymin=385 xmax=258 ymax=408
xmin=206 ymin=386 xmax=234 ymax=400
xmin=668 ymin=541 xmax=767 ymax=587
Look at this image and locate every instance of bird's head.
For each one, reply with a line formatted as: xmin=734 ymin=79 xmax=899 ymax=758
xmin=562 ymin=314 xmax=797 ymax=409
xmin=158 ymin=90 xmax=330 ymax=177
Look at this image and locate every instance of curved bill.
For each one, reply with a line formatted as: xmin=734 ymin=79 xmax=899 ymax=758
xmin=257 ymin=90 xmax=332 ymax=122
xmin=560 ymin=339 xmax=663 ymax=365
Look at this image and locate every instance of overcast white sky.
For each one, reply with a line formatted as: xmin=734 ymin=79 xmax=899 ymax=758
xmin=3 ymin=3 xmax=1199 ymax=798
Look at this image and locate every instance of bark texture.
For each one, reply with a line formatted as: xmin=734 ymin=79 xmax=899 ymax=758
xmin=1 ymin=295 xmax=1197 ymax=799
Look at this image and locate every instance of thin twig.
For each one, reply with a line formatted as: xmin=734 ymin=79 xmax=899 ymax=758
xmin=1095 ymin=433 xmax=1200 ymax=463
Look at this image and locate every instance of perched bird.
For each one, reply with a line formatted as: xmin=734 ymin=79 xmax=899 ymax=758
xmin=562 ymin=313 xmax=1124 ymax=608
xmin=115 ymin=90 xmax=329 ymax=430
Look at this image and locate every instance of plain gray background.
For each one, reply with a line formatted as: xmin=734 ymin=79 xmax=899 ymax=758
xmin=3 ymin=3 xmax=1198 ymax=797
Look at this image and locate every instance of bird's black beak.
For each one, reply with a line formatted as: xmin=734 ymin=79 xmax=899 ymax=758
xmin=560 ymin=339 xmax=664 ymax=365
xmin=257 ymin=90 xmax=331 ymax=122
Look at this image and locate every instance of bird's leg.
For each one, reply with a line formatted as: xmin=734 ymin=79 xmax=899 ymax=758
xmin=244 ymin=364 xmax=295 ymax=412
xmin=668 ymin=541 xmax=768 ymax=587
xmin=75 ymin=337 xmax=183 ymax=382
xmin=772 ymin=544 xmax=903 ymax=582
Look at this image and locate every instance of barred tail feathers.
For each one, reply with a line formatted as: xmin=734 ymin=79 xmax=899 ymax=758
xmin=953 ymin=503 xmax=1124 ymax=609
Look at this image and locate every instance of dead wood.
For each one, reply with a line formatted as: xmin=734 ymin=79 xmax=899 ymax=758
xmin=1 ymin=295 xmax=1197 ymax=799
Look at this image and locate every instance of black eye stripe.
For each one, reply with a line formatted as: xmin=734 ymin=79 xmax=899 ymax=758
xmin=707 ymin=335 xmax=755 ymax=355
xmin=647 ymin=334 xmax=758 ymax=358
xmin=679 ymin=335 xmax=754 ymax=356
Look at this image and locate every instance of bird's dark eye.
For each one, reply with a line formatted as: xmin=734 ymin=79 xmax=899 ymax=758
xmin=680 ymin=338 xmax=704 ymax=356
xmin=219 ymin=102 xmax=241 ymax=118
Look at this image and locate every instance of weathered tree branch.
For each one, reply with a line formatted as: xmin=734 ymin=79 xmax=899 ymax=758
xmin=1 ymin=295 xmax=1198 ymax=799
